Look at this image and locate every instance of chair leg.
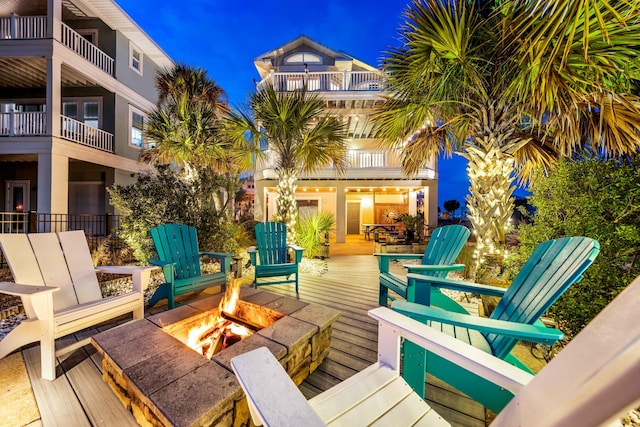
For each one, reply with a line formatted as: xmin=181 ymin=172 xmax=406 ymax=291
xmin=379 ymin=286 xmax=389 ymax=306
xmin=402 ymin=340 xmax=427 ymax=398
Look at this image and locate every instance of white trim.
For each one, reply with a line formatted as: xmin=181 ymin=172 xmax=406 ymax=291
xmin=129 ymin=41 xmax=143 ymax=75
xmin=128 ymin=104 xmax=146 ymax=149
xmin=76 ymin=28 xmax=99 ymax=46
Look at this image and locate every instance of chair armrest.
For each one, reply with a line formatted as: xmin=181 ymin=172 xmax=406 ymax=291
xmin=374 ymin=253 xmax=422 ymax=273
xmin=369 ymin=307 xmax=534 ymax=394
xmin=231 ymin=347 xmax=325 ymax=427
xmin=289 ymin=245 xmax=304 ymax=263
xmin=392 ymin=301 xmax=564 ymax=344
xmin=200 ymin=252 xmax=235 ymax=273
xmin=404 ymin=264 xmax=466 ymax=274
xmin=148 ymin=259 xmax=176 ymax=284
xmin=247 ymin=247 xmax=257 ymax=265
xmin=407 ymin=273 xmax=507 ymax=297
xmin=0 ymin=282 xmax=58 ymax=297
xmin=96 ymin=266 xmax=158 ymax=292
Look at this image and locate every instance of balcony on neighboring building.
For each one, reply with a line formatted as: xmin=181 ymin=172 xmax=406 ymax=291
xmin=256 ymin=70 xmax=385 ymax=93
xmin=0 ymin=14 xmax=114 ymax=76
xmin=0 ymin=111 xmax=114 ymax=152
xmin=254 ymin=148 xmax=436 ymax=181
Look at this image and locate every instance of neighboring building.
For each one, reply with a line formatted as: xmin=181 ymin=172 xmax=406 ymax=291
xmin=252 ymin=35 xmax=438 ymax=242
xmin=0 ymin=0 xmax=172 ymax=224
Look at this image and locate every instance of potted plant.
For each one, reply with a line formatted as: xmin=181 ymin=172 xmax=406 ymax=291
xmin=399 ymin=213 xmax=424 ymax=243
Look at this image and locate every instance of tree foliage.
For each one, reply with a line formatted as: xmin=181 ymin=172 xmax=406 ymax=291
xmin=508 ymin=156 xmax=640 ymax=336
xmin=108 ymin=165 xmax=239 ymax=263
xmin=374 ymin=0 xmax=640 ymax=271
xmin=443 ymin=199 xmax=461 ymax=216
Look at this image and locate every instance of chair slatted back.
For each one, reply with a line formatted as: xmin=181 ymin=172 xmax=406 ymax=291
xmin=150 ymin=223 xmax=202 ymax=279
xmin=58 ymin=230 xmax=102 ymax=304
xmin=486 ymin=236 xmax=600 ymax=358
xmin=421 ymin=225 xmax=470 ymax=277
xmin=255 ymin=222 xmax=288 ymax=266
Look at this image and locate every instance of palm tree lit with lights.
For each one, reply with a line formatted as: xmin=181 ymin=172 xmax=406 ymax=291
xmin=226 ymin=84 xmax=348 ymax=242
xmin=374 ymin=0 xmax=640 ymax=274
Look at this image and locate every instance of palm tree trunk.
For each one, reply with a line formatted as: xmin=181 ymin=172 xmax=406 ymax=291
xmin=275 ymin=167 xmax=298 ymax=243
xmin=463 ymin=135 xmax=516 ymax=277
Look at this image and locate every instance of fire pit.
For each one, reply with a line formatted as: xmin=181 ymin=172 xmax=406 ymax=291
xmin=91 ymin=286 xmax=340 ymax=427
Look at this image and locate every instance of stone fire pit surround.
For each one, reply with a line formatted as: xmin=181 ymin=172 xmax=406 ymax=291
xmin=91 ymin=287 xmax=340 ymax=427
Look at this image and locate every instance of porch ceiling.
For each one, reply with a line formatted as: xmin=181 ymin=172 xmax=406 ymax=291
xmin=0 ymin=57 xmax=98 ymax=88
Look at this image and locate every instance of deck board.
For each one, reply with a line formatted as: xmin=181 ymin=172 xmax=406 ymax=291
xmin=19 ymin=254 xmax=485 ymax=427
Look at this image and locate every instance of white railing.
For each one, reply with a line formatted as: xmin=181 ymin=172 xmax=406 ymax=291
xmin=256 ymin=148 xmax=401 ymax=171
xmin=61 ymin=23 xmax=114 ymax=76
xmin=257 ymin=71 xmax=385 ymax=92
xmin=61 ymin=116 xmax=113 ymax=152
xmin=0 ymin=14 xmax=47 ymax=39
xmin=0 ymin=112 xmax=46 ymax=135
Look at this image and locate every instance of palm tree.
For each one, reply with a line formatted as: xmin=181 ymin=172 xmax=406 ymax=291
xmin=225 ymin=84 xmax=348 ymax=242
xmin=374 ymin=0 xmax=640 ymax=273
xmin=141 ymin=64 xmax=256 ymax=217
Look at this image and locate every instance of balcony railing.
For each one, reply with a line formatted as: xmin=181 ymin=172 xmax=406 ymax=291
xmin=0 ymin=14 xmax=47 ymax=39
xmin=1 ymin=112 xmax=114 ymax=152
xmin=61 ymin=23 xmax=114 ymax=76
xmin=256 ymin=71 xmax=385 ymax=93
xmin=0 ymin=111 xmax=46 ymax=135
xmin=61 ymin=116 xmax=113 ymax=152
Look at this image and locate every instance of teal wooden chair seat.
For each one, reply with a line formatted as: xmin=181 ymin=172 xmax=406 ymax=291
xmin=249 ymin=222 xmax=304 ymax=293
xmin=148 ymin=223 xmax=235 ymax=309
xmin=375 ymin=224 xmax=470 ymax=310
xmin=392 ymin=236 xmax=600 ymax=413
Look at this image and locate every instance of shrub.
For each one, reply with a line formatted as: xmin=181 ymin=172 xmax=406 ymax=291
xmin=508 ymin=156 xmax=640 ymax=336
xmin=295 ymin=211 xmax=335 ymax=258
xmin=108 ymin=165 xmax=240 ymax=263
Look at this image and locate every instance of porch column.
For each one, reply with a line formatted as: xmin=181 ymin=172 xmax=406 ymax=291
xmin=425 ymin=182 xmax=438 ymax=232
xmin=38 ymin=152 xmax=68 ymax=216
xmin=335 ymin=182 xmax=346 ymax=243
xmin=253 ymin=180 xmax=266 ymax=222
xmin=47 ymin=0 xmax=62 ymax=40
xmin=45 ymin=57 xmax=61 ymax=137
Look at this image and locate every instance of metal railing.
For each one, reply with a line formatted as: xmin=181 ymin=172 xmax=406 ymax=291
xmin=0 ymin=211 xmax=124 ymax=267
xmin=61 ymin=116 xmax=113 ymax=152
xmin=256 ymin=70 xmax=385 ymax=92
xmin=61 ymin=23 xmax=114 ymax=76
xmin=0 ymin=14 xmax=47 ymax=39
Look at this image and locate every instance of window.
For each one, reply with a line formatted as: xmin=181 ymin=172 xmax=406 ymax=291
xmin=285 ymin=52 xmax=322 ymax=64
xmin=129 ymin=105 xmax=146 ymax=148
xmin=129 ymin=41 xmax=143 ymax=75
xmin=62 ymin=98 xmax=101 ymax=127
xmin=77 ymin=29 xmax=99 ymax=46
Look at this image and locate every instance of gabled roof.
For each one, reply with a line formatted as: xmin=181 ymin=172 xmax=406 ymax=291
xmin=254 ymin=35 xmax=378 ymax=78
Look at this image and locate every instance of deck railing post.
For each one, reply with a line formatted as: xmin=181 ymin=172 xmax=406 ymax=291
xmin=28 ymin=211 xmax=37 ymax=233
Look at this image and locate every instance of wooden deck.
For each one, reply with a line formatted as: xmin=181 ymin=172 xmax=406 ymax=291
xmin=16 ymin=254 xmax=485 ymax=427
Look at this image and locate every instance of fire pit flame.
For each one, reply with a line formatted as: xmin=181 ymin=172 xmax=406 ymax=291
xmin=185 ymin=279 xmax=252 ymax=358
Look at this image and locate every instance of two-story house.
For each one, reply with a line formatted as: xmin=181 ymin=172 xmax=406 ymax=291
xmin=0 ymin=0 xmax=172 ymax=229
xmin=252 ymin=36 xmax=438 ymax=243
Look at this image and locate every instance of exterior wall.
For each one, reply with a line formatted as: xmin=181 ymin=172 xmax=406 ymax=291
xmin=114 ymin=31 xmax=161 ymax=102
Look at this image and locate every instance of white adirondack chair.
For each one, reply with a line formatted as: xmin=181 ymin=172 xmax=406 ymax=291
xmin=0 ymin=230 xmax=154 ymax=380
xmin=232 ymin=275 xmax=640 ymax=427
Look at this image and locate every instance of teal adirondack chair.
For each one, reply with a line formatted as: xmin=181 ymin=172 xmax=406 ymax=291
xmin=392 ymin=236 xmax=600 ymax=413
xmin=148 ymin=223 xmax=235 ymax=309
xmin=375 ymin=224 xmax=470 ymax=309
xmin=249 ymin=222 xmax=304 ymax=293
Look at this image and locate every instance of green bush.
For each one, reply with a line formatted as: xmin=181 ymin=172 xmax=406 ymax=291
xmin=108 ymin=165 xmax=240 ymax=263
xmin=508 ymin=156 xmax=640 ymax=336
xmin=295 ymin=211 xmax=335 ymax=258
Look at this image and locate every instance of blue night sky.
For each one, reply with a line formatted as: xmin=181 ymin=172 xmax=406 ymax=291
xmin=115 ymin=0 xmax=528 ymax=210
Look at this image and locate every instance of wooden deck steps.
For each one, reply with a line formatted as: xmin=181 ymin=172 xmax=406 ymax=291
xmin=12 ymin=254 xmax=485 ymax=427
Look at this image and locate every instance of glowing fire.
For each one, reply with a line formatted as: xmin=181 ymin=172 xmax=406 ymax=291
xmin=185 ymin=279 xmax=251 ymax=358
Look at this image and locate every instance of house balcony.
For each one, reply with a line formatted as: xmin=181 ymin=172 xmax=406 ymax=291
xmin=0 ymin=111 xmax=114 ymax=152
xmin=256 ymin=71 xmax=385 ymax=93
xmin=0 ymin=14 xmax=114 ymax=76
xmin=254 ymin=148 xmax=436 ymax=181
